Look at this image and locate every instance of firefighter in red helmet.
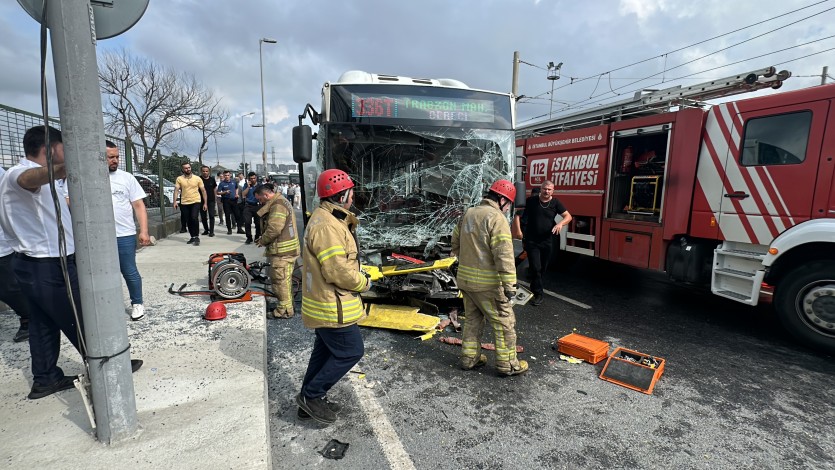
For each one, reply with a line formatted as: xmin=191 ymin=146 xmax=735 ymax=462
xmin=452 ymin=179 xmax=528 ymax=376
xmin=295 ymin=169 xmax=371 ymax=424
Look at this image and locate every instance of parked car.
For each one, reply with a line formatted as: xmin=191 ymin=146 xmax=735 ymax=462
xmin=144 ymin=174 xmax=176 ymax=203
xmin=133 ymin=174 xmax=171 ymax=207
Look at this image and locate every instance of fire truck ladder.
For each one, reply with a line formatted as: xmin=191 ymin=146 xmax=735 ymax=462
xmin=517 ymin=66 xmax=792 ymax=136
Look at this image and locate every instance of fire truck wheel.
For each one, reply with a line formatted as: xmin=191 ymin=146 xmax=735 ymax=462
xmin=774 ymin=261 xmax=835 ymax=354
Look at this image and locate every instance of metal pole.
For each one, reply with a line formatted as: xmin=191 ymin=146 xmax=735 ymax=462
xmin=512 ymin=51 xmax=520 ymax=97
xmin=823 ymin=66 xmax=829 ymax=85
xmin=549 ymin=79 xmax=555 ymax=119
xmin=259 ymin=38 xmax=277 ymax=179
xmin=47 ymin=0 xmax=138 ymax=443
xmin=240 ymin=112 xmax=253 ymax=173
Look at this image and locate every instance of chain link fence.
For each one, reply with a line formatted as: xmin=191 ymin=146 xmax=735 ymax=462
xmin=0 ymin=103 xmax=189 ymax=236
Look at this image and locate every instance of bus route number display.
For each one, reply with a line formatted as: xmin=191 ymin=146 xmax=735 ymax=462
xmin=351 ymin=93 xmax=495 ymax=123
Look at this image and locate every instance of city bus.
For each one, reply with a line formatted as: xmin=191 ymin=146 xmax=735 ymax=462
xmin=292 ymin=70 xmax=516 ymax=260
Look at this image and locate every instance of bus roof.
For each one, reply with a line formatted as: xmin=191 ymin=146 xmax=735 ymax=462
xmin=335 ymin=70 xmax=469 ymax=89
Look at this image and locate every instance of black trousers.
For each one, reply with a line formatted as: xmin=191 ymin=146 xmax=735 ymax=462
xmin=0 ymin=253 xmax=30 ymax=325
xmin=523 ymin=238 xmax=553 ymax=296
xmin=200 ymin=200 xmax=216 ymax=234
xmin=180 ymin=205 xmax=188 ymax=231
xmin=221 ymin=199 xmax=238 ymax=230
xmin=12 ymin=254 xmax=83 ymax=385
xmin=243 ymin=204 xmax=261 ymax=241
xmin=301 ymin=324 xmax=364 ymax=399
xmin=181 ymin=203 xmax=201 ymax=237
xmin=236 ymin=201 xmax=246 ymax=228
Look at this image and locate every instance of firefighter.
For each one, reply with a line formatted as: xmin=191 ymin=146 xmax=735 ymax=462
xmin=254 ymin=183 xmax=300 ymax=318
xmin=452 ymin=179 xmax=528 ymax=376
xmin=296 ymin=169 xmax=371 ymax=425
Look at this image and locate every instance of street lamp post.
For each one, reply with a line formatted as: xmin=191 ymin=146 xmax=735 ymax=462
xmin=241 ymin=111 xmax=255 ymax=173
xmin=259 ymin=37 xmax=278 ymax=179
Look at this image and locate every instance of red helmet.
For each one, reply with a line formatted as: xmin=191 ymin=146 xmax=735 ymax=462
xmin=489 ymin=179 xmax=516 ymax=202
xmin=205 ymin=302 xmax=227 ymax=321
xmin=317 ymin=169 xmax=354 ymax=198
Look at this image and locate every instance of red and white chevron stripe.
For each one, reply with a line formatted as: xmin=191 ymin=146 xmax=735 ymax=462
xmin=696 ymin=103 xmax=795 ymax=245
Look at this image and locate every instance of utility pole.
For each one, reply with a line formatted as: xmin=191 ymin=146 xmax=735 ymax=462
xmin=47 ymin=0 xmax=138 ymax=443
xmin=512 ymin=51 xmax=520 ymax=97
xmin=547 ymin=61 xmax=563 ymax=119
xmin=823 ymin=66 xmax=829 ymax=85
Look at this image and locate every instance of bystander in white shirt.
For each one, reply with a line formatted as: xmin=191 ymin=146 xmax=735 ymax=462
xmin=0 ymin=158 xmax=74 ymax=257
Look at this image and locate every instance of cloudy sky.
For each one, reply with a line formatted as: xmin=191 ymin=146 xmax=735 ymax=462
xmin=1 ymin=0 xmax=833 ymax=169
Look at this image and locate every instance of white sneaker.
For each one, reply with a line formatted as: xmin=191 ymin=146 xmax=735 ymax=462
xmin=130 ymin=304 xmax=145 ymax=321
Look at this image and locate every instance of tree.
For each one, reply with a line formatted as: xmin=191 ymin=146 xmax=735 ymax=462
xmin=98 ymin=49 xmax=229 ymax=172
xmin=188 ymin=95 xmax=231 ymax=166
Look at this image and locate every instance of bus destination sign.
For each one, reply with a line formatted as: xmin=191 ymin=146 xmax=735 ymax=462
xmin=351 ymin=93 xmax=495 ymax=123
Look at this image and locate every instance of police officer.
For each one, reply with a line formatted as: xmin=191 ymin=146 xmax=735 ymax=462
xmin=452 ymin=179 xmax=528 ymax=376
xmin=296 ymin=169 xmax=371 ymax=425
xmin=254 ymin=183 xmax=300 ymax=319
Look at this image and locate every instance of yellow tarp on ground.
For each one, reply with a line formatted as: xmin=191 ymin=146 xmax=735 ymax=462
xmin=358 ymin=304 xmax=439 ymax=332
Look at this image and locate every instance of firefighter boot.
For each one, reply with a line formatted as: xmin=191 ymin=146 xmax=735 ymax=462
xmin=271 ymin=304 xmax=294 ymax=319
xmin=496 ymin=359 xmax=529 ymax=376
xmin=460 ymin=353 xmax=488 ymax=371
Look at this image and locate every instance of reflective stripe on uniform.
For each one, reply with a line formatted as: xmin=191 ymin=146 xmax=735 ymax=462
xmin=302 ymin=295 xmax=364 ymax=323
xmin=461 ymin=340 xmax=480 ymax=359
xmin=352 ymin=276 xmax=367 ymax=292
xmin=491 ymin=233 xmax=512 ymax=246
xmin=457 ymin=264 xmax=500 ymax=285
xmin=480 ymin=298 xmax=513 ymax=362
xmin=317 ymin=245 xmax=346 ymax=263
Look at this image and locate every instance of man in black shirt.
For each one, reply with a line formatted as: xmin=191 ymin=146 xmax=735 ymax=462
xmin=200 ymin=165 xmax=218 ymax=237
xmin=513 ymin=180 xmax=572 ymax=306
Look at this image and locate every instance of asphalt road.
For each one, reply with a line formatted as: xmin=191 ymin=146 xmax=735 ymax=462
xmin=266 ymin=239 xmax=834 ymax=469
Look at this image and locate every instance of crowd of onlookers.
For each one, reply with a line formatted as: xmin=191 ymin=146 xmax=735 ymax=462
xmin=174 ymin=168 xmax=302 ymax=246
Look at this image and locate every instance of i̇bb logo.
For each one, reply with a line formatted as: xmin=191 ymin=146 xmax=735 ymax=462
xmin=529 ymin=158 xmax=548 ymax=179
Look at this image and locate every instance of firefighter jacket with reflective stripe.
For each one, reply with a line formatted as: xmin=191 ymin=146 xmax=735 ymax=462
xmin=257 ymin=193 xmax=300 ymax=257
xmin=301 ymin=201 xmax=370 ymax=329
xmin=451 ymin=198 xmax=516 ymax=292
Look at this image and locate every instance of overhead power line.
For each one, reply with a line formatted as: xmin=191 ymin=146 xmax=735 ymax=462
xmin=517 ymin=45 xmax=835 ymax=125
xmin=520 ymin=1 xmax=834 ymax=104
xmin=559 ymin=0 xmax=831 ymax=89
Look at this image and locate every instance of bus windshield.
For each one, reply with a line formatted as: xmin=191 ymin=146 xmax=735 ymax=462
xmin=317 ymin=123 xmax=515 ymax=257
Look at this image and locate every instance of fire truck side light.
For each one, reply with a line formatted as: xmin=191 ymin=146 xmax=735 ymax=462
xmin=710 ymin=217 xmax=716 ymax=227
xmin=768 ymin=248 xmax=778 ymax=255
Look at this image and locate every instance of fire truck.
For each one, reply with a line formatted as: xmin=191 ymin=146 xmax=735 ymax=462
xmin=515 ymin=67 xmax=835 ymax=353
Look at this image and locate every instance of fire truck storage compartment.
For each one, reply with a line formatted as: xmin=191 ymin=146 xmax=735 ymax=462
xmin=608 ymin=125 xmax=671 ymax=223
xmin=666 ymin=237 xmax=714 ymax=285
xmin=608 ymin=229 xmax=652 ymax=269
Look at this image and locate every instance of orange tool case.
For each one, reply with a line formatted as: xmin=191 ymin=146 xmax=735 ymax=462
xmin=599 ymin=347 xmax=665 ymax=395
xmin=556 ymin=333 xmax=610 ymax=364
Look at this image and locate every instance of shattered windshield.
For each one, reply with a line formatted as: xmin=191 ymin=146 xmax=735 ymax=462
xmin=314 ymin=124 xmax=515 ymax=257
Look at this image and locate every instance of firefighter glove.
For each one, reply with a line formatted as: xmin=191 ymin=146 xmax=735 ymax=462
xmin=503 ymin=285 xmax=517 ymax=303
xmin=361 ymin=270 xmax=372 ymax=292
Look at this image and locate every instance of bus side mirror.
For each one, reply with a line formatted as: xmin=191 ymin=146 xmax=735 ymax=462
xmin=514 ymin=181 xmax=526 ymax=207
xmin=293 ymin=125 xmax=312 ymax=163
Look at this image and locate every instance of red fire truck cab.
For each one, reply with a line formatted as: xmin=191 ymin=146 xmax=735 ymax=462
xmin=516 ymin=67 xmax=835 ymax=353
